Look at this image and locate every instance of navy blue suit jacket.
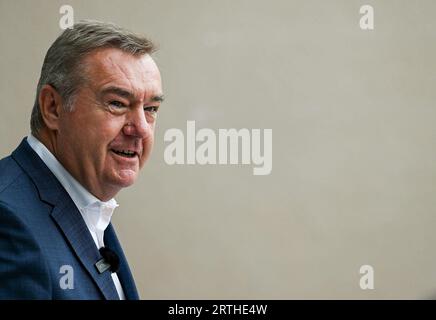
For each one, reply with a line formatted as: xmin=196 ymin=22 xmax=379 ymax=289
xmin=0 ymin=138 xmax=140 ymax=300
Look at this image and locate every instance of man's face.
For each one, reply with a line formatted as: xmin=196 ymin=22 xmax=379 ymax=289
xmin=55 ymin=48 xmax=163 ymax=200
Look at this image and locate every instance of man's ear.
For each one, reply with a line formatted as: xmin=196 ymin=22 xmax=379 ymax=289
xmin=38 ymin=84 xmax=64 ymax=131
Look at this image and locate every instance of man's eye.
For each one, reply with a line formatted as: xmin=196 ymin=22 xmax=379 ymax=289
xmin=109 ymin=101 xmax=126 ymax=108
xmin=144 ymin=106 xmax=159 ymax=113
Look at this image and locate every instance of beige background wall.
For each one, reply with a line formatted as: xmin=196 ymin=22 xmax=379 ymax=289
xmin=1 ymin=0 xmax=436 ymax=299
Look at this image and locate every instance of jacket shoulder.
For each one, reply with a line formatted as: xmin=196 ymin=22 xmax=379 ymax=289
xmin=0 ymin=154 xmax=42 ymax=211
xmin=0 ymin=155 xmax=25 ymax=195
xmin=0 ymin=200 xmax=52 ymax=299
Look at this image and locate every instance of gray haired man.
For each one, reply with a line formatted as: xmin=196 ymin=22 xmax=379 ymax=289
xmin=0 ymin=20 xmax=163 ymax=299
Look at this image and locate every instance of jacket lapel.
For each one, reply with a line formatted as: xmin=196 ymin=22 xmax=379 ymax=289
xmin=12 ymin=138 xmax=119 ymax=300
xmin=105 ymin=224 xmax=140 ymax=300
xmin=50 ymin=201 xmax=120 ymax=300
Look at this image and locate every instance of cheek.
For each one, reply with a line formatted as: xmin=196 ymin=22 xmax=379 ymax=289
xmin=86 ymin=120 xmax=126 ymax=164
xmin=141 ymin=135 xmax=155 ymax=164
xmin=98 ymin=117 xmax=126 ymax=144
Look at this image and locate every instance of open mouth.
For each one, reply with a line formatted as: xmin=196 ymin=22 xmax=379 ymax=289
xmin=111 ymin=149 xmax=137 ymax=158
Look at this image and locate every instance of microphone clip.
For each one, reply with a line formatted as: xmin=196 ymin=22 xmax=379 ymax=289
xmin=95 ymin=247 xmax=120 ymax=274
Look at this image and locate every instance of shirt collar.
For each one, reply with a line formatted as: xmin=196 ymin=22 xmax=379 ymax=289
xmin=26 ymin=134 xmax=118 ymax=233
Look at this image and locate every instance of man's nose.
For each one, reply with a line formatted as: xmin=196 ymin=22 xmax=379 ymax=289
xmin=122 ymin=107 xmax=152 ymax=138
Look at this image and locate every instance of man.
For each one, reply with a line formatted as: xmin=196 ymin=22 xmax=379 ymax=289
xmin=0 ymin=20 xmax=163 ymax=299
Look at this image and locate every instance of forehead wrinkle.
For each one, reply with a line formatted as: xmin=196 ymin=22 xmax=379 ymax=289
xmin=84 ymin=49 xmax=162 ymax=103
xmin=107 ymin=55 xmax=159 ymax=101
xmin=107 ymin=55 xmax=138 ymax=92
xmin=103 ymin=72 xmax=162 ymax=105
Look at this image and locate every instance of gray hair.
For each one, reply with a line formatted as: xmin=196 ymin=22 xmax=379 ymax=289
xmin=30 ymin=20 xmax=156 ymax=135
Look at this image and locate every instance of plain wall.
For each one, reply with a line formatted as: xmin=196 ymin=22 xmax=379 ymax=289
xmin=1 ymin=0 xmax=436 ymax=299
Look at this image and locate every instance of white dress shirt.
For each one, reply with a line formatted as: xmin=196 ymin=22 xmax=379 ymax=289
xmin=27 ymin=134 xmax=126 ymax=300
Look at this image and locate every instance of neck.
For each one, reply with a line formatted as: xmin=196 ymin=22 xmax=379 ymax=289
xmin=33 ymin=128 xmax=119 ymax=202
xmin=34 ymin=128 xmax=57 ymax=156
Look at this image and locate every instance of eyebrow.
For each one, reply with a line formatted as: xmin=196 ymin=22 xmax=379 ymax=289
xmin=100 ymin=86 xmax=164 ymax=103
xmin=151 ymin=95 xmax=165 ymax=102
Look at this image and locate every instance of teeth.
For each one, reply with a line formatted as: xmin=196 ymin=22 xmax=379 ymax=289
xmin=112 ymin=149 xmax=136 ymax=157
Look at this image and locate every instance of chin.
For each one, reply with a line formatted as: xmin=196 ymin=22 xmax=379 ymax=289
xmin=115 ymin=180 xmax=135 ymax=189
xmin=111 ymin=171 xmax=138 ymax=188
